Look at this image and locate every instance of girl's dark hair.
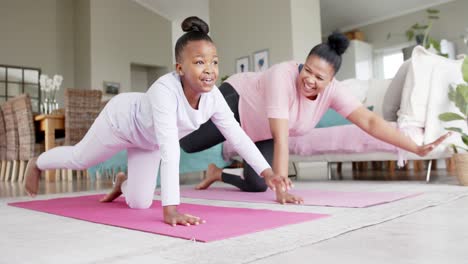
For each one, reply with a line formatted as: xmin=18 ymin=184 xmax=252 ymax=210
xmin=175 ymin=16 xmax=213 ymax=62
xmin=307 ymin=32 xmax=349 ymax=74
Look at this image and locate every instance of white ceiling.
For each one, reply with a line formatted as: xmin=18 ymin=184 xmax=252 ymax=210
xmin=320 ymin=0 xmax=455 ymax=35
xmin=134 ymin=0 xmax=455 ymax=34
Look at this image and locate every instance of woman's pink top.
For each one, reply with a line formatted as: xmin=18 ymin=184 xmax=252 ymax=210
xmin=226 ymin=61 xmax=362 ymax=142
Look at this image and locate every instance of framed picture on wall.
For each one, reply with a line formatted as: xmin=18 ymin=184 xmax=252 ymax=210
xmin=103 ymin=81 xmax=120 ymax=95
xmin=253 ymin=49 xmax=269 ymax=72
xmin=235 ymin=56 xmax=250 ymax=73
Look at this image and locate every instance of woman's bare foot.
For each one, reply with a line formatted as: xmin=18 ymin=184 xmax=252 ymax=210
xmin=196 ymin=163 xmax=222 ymax=190
xmin=100 ymin=172 xmax=127 ymax=202
xmin=24 ymin=157 xmax=41 ymax=197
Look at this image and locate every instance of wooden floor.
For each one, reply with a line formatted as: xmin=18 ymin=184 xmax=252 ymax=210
xmin=0 ymin=177 xmax=114 ymax=198
xmin=0 ymin=160 xmax=458 ymax=198
xmin=334 ymin=159 xmax=456 ymax=181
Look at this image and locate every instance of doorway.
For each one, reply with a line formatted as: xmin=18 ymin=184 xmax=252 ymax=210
xmin=130 ymin=64 xmax=167 ymax=92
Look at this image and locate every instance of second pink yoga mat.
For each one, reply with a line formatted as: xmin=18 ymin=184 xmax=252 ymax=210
xmin=179 ymin=187 xmax=421 ymax=208
xmin=9 ymin=195 xmax=328 ymax=242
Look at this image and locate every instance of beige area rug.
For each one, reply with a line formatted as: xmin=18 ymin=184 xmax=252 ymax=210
xmin=2 ymin=181 xmax=467 ymax=264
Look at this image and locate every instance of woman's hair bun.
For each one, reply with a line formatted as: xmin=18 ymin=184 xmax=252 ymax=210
xmin=181 ymin=16 xmax=209 ymax=35
xmin=327 ymin=32 xmax=349 ymax=56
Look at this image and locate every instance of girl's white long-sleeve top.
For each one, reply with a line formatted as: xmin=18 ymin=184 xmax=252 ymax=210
xmin=104 ymin=72 xmax=271 ymax=206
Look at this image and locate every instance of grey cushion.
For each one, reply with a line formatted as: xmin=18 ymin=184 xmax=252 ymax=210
xmin=382 ymin=60 xmax=411 ymax=121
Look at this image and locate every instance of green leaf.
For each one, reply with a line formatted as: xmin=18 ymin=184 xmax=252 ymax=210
xmin=452 ymin=144 xmax=458 ymax=153
xmin=463 ymin=135 xmax=468 ymax=147
xmin=439 ymin=112 xmax=465 ymax=121
xmin=457 ymin=84 xmax=468 ymax=108
xmin=448 ymin=86 xmax=456 ymax=102
xmin=427 ymin=9 xmax=440 ymax=14
xmin=462 ymin=57 xmax=468 ymax=83
xmin=454 ymin=85 xmax=468 ymax=115
xmin=446 ymin=127 xmax=463 ymax=133
xmin=429 ymin=38 xmax=441 ymax=51
xmin=406 ymin=30 xmax=414 ymax=41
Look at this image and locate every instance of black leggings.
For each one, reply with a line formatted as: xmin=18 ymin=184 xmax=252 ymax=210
xmin=180 ymin=82 xmax=273 ymax=192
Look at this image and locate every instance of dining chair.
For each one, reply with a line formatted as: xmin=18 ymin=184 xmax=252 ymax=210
xmin=12 ymin=94 xmax=45 ymax=182
xmin=0 ymin=107 xmax=7 ymax=181
xmin=63 ymin=89 xmax=103 ymax=181
xmin=1 ymin=100 xmax=19 ymax=182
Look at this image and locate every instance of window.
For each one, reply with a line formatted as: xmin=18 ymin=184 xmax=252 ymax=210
xmin=0 ymin=65 xmax=41 ymax=112
xmin=382 ymin=51 xmax=404 ymax=79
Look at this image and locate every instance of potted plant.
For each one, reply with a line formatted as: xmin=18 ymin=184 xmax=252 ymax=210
xmin=439 ymin=57 xmax=468 ymax=185
xmin=405 ymin=9 xmax=440 ymax=48
xmin=387 ymin=9 xmax=444 ymax=59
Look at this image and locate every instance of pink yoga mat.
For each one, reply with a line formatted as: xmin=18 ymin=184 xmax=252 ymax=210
xmin=9 ymin=195 xmax=328 ymax=242
xmin=178 ymin=187 xmax=421 ymax=208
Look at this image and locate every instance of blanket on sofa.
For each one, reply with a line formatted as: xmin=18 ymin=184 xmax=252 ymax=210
xmin=87 ymin=144 xmax=231 ymax=181
xmin=398 ymin=46 xmax=466 ymax=147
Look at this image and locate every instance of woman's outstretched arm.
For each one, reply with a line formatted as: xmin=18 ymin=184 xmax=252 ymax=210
xmin=347 ymin=106 xmax=451 ymax=156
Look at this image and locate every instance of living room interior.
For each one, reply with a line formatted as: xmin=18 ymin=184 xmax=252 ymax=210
xmin=1 ymin=0 xmax=468 ymax=263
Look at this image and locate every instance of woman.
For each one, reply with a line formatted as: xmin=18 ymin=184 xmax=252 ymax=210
xmin=180 ymin=32 xmax=450 ymax=203
xmin=23 ymin=17 xmax=290 ymax=226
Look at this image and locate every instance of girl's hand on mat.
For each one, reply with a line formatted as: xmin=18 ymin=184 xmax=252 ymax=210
xmin=163 ymin=205 xmax=205 ymax=227
xmin=275 ymin=190 xmax=304 ymax=205
xmin=264 ymin=173 xmax=292 ymax=192
xmin=415 ymin=132 xmax=451 ymax=157
xmin=262 ymin=168 xmax=293 ymax=191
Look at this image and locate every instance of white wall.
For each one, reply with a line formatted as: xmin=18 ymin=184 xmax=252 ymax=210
xmin=209 ymin=0 xmax=294 ymax=77
xmin=335 ymin=40 xmax=373 ymax=81
xmin=74 ymin=0 xmax=91 ymax=90
xmin=290 ymin=0 xmax=322 ymax=62
xmin=132 ymin=0 xmax=210 ymax=66
xmin=0 ymin=0 xmax=173 ymax=105
xmin=360 ymin=0 xmax=468 ymax=54
xmin=90 ymin=0 xmax=172 ymax=94
xmin=0 ymin=0 xmax=75 ymax=105
xmin=170 ymin=1 xmax=210 ymax=65
xmin=130 ymin=64 xmax=167 ymax=92
xmin=130 ymin=65 xmax=150 ymax=93
xmin=209 ymin=0 xmax=321 ymax=79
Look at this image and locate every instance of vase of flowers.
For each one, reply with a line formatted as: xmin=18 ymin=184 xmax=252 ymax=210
xmin=39 ymin=74 xmax=63 ymax=114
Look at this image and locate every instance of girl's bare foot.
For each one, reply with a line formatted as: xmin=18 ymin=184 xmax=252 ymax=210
xmin=24 ymin=157 xmax=41 ymax=197
xmin=100 ymin=172 xmax=127 ymax=202
xmin=196 ymin=163 xmax=222 ymax=190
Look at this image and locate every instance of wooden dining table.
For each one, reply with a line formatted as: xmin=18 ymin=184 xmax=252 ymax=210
xmin=34 ymin=113 xmax=65 ymax=182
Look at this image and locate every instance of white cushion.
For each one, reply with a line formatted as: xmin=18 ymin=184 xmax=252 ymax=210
xmin=339 ymin=79 xmax=369 ymax=103
xmin=397 ymin=46 xmax=464 ymax=129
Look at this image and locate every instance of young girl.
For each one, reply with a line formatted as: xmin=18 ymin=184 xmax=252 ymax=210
xmin=24 ymin=17 xmax=290 ymax=227
xmin=180 ymin=32 xmax=451 ymax=203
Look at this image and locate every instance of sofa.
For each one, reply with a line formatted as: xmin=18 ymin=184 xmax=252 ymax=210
xmin=285 ymin=47 xmax=467 ymax=182
xmin=221 ymin=47 xmax=466 ymax=182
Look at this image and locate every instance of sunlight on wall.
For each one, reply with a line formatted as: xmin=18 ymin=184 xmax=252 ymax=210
xmin=383 ymin=51 xmax=404 ymax=79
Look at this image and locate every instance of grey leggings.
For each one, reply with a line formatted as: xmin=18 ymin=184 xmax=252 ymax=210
xmin=179 ymin=82 xmax=273 ymax=192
